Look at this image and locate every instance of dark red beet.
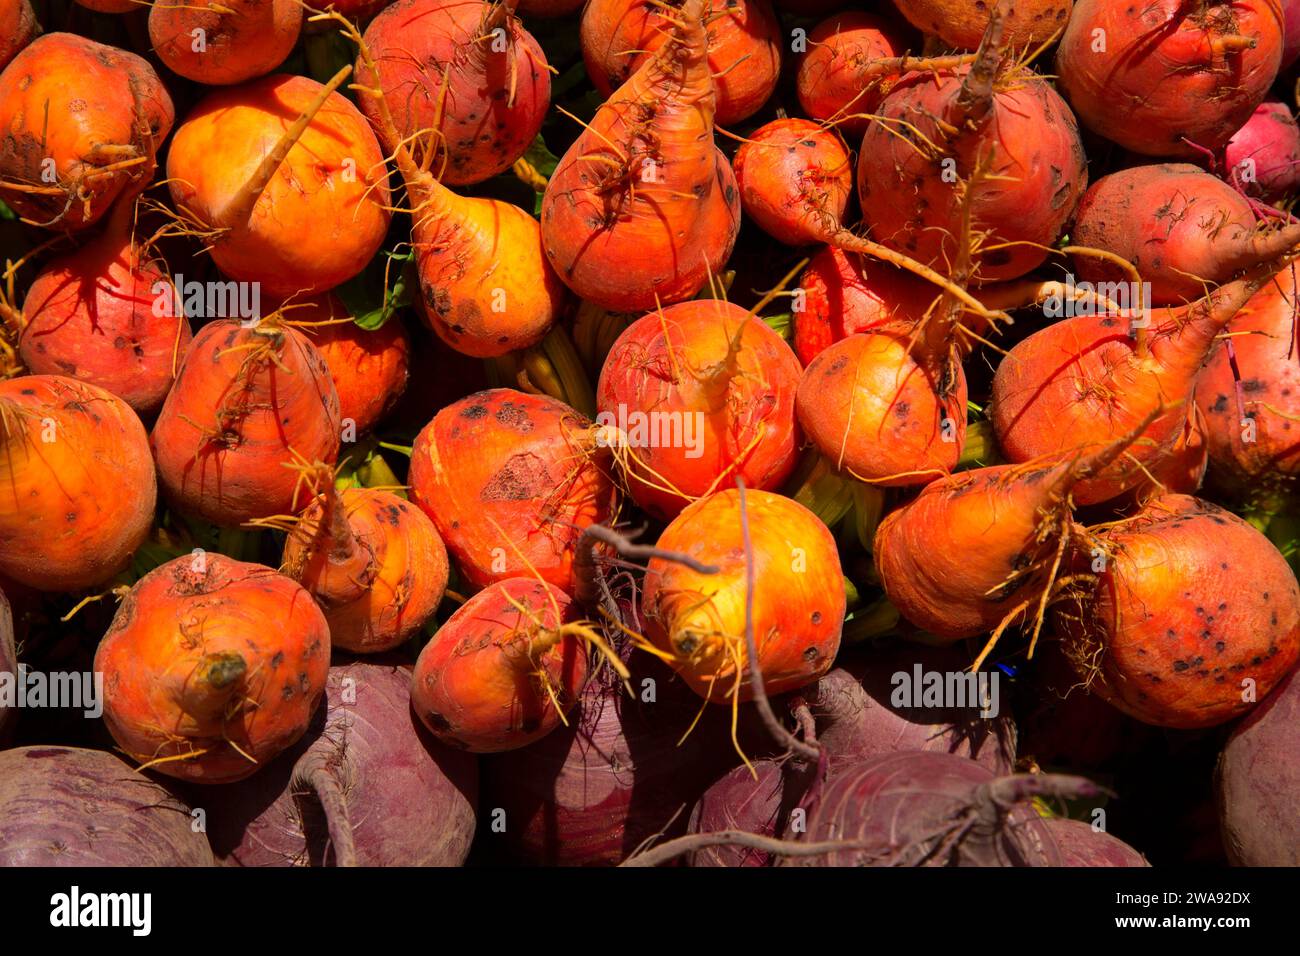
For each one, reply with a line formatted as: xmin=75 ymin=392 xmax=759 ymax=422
xmin=1043 ymin=817 xmax=1149 ymax=867
xmin=688 ymin=758 xmax=811 ymax=867
xmin=807 ymin=645 xmax=1017 ymax=771
xmin=479 ymin=660 xmax=751 ymax=866
xmin=1216 ymin=664 xmax=1300 ymax=865
xmin=0 ymin=747 xmax=215 ymax=866
xmin=788 ymin=752 xmax=1099 ymax=866
xmin=196 ymin=661 xmax=478 ymax=867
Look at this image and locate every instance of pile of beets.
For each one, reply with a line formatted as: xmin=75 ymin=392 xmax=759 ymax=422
xmin=0 ymin=0 xmax=1298 ymax=868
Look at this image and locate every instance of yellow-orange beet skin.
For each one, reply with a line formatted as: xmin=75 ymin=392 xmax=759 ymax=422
xmin=151 ymin=321 xmax=342 ymax=526
xmin=797 ymin=331 xmax=966 ymax=486
xmin=596 ymin=299 xmax=802 ymax=521
xmin=411 ymin=578 xmax=587 ymax=752
xmin=0 ymin=375 xmax=156 ymax=591
xmin=1057 ymin=495 xmax=1300 ymax=728
xmin=541 ymin=0 xmax=740 ymax=312
xmin=0 ymin=34 xmax=174 ymax=231
xmin=283 ymin=487 xmax=449 ymax=654
xmin=95 ymin=554 xmax=330 ymax=783
xmin=408 ymin=389 xmax=615 ymax=592
xmin=642 ymin=489 xmax=844 ymax=702
xmin=166 ymin=75 xmax=390 ymax=297
xmin=149 ymin=0 xmax=302 ymax=85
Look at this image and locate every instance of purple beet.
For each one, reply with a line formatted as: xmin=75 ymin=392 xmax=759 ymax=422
xmin=0 ymin=746 xmax=215 ymax=866
xmin=196 ymin=660 xmax=478 ymax=866
xmin=1216 ymin=664 xmax=1300 ymax=866
xmin=1043 ymin=817 xmax=1148 ymax=867
xmin=787 ymin=751 xmax=1101 ymax=867
xmin=479 ymin=660 xmax=756 ymax=866
xmin=805 ymin=643 xmax=1017 ymax=771
xmin=688 ymin=758 xmax=814 ymax=867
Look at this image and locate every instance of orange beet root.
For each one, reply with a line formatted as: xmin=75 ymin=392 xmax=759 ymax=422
xmin=1070 ymin=164 xmax=1300 ymax=306
xmin=732 ymin=119 xmax=852 ymax=247
xmin=541 ymin=0 xmax=741 ymax=311
xmin=595 ymin=299 xmax=802 ymax=521
xmin=857 ymin=14 xmax=1087 ymax=283
xmin=96 ymin=554 xmax=330 ymax=782
xmin=1056 ymin=494 xmax=1300 ymax=728
xmin=412 ymin=578 xmax=589 ymax=752
xmin=874 ymin=428 xmax=1149 ymax=646
xmin=281 ymin=475 xmax=448 ymax=653
xmin=990 ymin=262 xmax=1287 ymax=505
xmin=894 ymin=0 xmax=1072 ymax=50
xmin=149 ymin=0 xmax=303 ymax=85
xmin=0 ymin=375 xmax=156 ymax=591
xmin=151 ymin=320 xmax=342 ymax=526
xmin=19 ymin=199 xmax=191 ymax=415
xmin=0 ymin=34 xmax=173 ymax=232
xmin=641 ymin=488 xmax=844 ymax=702
xmin=1196 ymin=265 xmax=1300 ymax=482
xmin=343 ymin=15 xmax=565 ymax=358
xmin=0 ymin=0 xmax=36 ymax=72
xmin=581 ymin=0 xmax=782 ymax=126
xmin=792 ymin=246 xmax=943 ymax=366
xmin=795 ymin=10 xmax=917 ymax=141
xmin=797 ymin=329 xmax=968 ymax=487
xmin=288 ymin=294 xmax=410 ymax=435
xmin=1057 ymin=0 xmax=1283 ymax=157
xmin=355 ymin=0 xmax=551 ymax=186
xmin=408 ymin=389 xmax=615 ymax=592
xmin=166 ymin=70 xmax=390 ymax=297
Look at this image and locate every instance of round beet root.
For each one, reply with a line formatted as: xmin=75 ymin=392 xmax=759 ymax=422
xmin=1043 ymin=817 xmax=1148 ymax=867
xmin=0 ymin=747 xmax=214 ymax=866
xmin=788 ymin=751 xmax=1099 ymax=866
xmin=1217 ymin=664 xmax=1300 ymax=865
xmin=197 ymin=661 xmax=478 ymax=866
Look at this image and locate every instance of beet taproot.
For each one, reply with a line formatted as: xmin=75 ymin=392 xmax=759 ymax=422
xmin=355 ymin=0 xmax=550 ymax=186
xmin=166 ymin=69 xmax=390 ymax=297
xmin=0 ymin=34 xmax=173 ymax=231
xmin=642 ymin=488 xmax=845 ymax=702
xmin=281 ymin=475 xmax=448 ymax=654
xmin=411 ymin=577 xmax=592 ymax=752
xmin=541 ymin=0 xmax=741 ymax=311
xmin=581 ymin=0 xmax=782 ymax=126
xmin=151 ymin=320 xmax=342 ymax=526
xmin=1057 ymin=0 xmax=1284 ymax=157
